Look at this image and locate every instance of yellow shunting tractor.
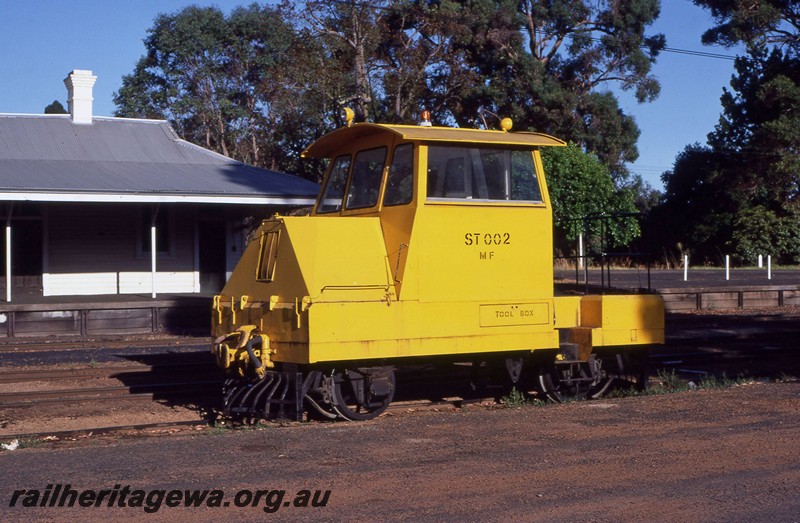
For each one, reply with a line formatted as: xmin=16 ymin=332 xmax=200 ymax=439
xmin=212 ymin=115 xmax=664 ymax=421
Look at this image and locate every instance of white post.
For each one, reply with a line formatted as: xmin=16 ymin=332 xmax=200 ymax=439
xmin=758 ymin=254 xmax=763 ymax=268
xmin=151 ymin=224 xmax=157 ymax=298
xmin=578 ymin=233 xmax=584 ymax=269
xmin=725 ymin=255 xmax=730 ymax=280
xmin=5 ymin=225 xmax=10 ymax=303
xmin=768 ymin=255 xmax=772 ymax=280
xmin=683 ymin=254 xmax=688 ymax=281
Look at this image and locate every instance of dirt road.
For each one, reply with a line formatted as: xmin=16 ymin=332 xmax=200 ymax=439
xmin=1 ymin=380 xmax=798 ymax=522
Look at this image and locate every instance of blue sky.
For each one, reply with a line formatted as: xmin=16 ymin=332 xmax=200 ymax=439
xmin=0 ymin=0 xmax=741 ymax=190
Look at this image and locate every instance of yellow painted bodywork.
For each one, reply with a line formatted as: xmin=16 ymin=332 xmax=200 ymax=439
xmin=213 ymin=122 xmax=664 ymax=367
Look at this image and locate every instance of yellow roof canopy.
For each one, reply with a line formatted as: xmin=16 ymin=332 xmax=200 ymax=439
xmin=301 ymin=123 xmax=566 ymax=158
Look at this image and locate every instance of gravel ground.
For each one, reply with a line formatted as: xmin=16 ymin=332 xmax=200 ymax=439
xmin=0 ymin=381 xmax=798 ymax=523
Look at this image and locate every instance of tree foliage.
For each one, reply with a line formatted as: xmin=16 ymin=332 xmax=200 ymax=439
xmin=731 ymin=206 xmax=800 ymax=264
xmin=44 ymin=100 xmax=67 ymax=114
xmin=114 ymin=4 xmax=331 ymax=180
xmin=658 ymin=44 xmax=800 ymax=263
xmin=369 ymin=0 xmax=664 ymax=177
xmin=115 ymin=0 xmax=665 ymax=220
xmin=652 ymin=144 xmax=736 ymax=261
xmin=694 ymin=0 xmax=800 ymax=51
xmin=542 ymin=143 xmax=639 ymax=254
xmin=291 ymin=0 xmax=383 ymax=122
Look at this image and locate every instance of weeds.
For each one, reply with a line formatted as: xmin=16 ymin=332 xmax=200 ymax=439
xmin=1 ymin=438 xmax=46 ymax=451
xmin=500 ymin=387 xmax=546 ymax=408
xmin=203 ymin=418 xmax=272 ymax=435
xmin=501 ymin=387 xmax=528 ymax=408
xmin=698 ymin=373 xmax=752 ymax=389
xmin=17 ymin=437 xmax=47 ymax=449
xmin=606 ymin=369 xmax=754 ymax=400
xmin=653 ymin=369 xmax=691 ymax=393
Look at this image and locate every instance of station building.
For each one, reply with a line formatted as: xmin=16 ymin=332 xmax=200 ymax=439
xmin=0 ymin=70 xmax=319 ymax=337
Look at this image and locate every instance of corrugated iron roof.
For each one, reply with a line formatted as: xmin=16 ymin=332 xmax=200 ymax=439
xmin=0 ymin=114 xmax=320 ymax=202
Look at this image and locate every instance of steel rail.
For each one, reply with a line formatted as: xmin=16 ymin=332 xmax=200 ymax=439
xmin=3 ymin=420 xmax=209 ymax=441
xmin=0 ymin=362 xmax=218 ymax=384
xmin=0 ymin=380 xmax=222 ymax=408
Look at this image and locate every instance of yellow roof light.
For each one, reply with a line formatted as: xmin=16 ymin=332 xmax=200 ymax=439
xmin=341 ymin=107 xmax=355 ymax=127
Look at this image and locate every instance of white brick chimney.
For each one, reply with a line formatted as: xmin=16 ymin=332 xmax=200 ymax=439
xmin=63 ymin=69 xmax=97 ymax=124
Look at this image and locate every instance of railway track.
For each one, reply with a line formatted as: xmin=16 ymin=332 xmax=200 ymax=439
xmin=5 ymin=420 xmax=208 ymax=442
xmin=0 ymin=381 xmax=221 ymax=408
xmin=0 ymin=352 xmax=224 ymax=441
xmin=653 ymin=311 xmax=800 ymax=378
xmin=0 ymin=361 xmax=216 ymax=384
xmin=0 ymin=359 xmax=223 ymax=409
xmin=1 ymin=310 xmax=798 ymax=443
xmin=0 ymin=337 xmax=208 ymax=355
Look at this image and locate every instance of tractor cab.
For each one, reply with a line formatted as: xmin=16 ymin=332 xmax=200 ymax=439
xmin=303 ymin=115 xmax=565 ymax=217
xmin=301 ymin=115 xmax=566 ymax=302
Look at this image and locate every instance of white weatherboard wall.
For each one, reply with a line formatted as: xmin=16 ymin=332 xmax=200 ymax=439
xmin=45 ymin=272 xmax=117 ymax=295
xmin=118 ymin=271 xmax=196 ymax=293
xmin=44 ymin=271 xmax=198 ymax=296
xmin=43 ymin=204 xmax=199 ymax=296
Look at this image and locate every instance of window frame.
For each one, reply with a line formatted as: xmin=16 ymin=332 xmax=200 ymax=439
xmin=425 ymin=145 xmax=544 ymax=205
xmin=255 ymin=228 xmax=280 ymax=282
xmin=383 ymin=143 xmax=415 ymax=207
xmin=344 ymin=146 xmax=388 ymax=211
xmin=316 ymin=154 xmax=352 ymax=214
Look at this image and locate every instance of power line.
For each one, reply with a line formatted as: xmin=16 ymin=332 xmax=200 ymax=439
xmin=661 ymin=46 xmax=736 ymax=61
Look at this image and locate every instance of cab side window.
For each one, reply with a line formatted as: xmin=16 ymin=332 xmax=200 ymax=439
xmin=317 ymin=155 xmax=351 ymax=213
xmin=427 ymin=146 xmax=542 ymax=202
xmin=383 ymin=144 xmax=414 ymax=206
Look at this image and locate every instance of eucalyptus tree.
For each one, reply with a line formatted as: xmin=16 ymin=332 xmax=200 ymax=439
xmin=288 ymin=0 xmax=385 ymax=122
xmin=114 ymin=4 xmax=327 ymax=178
xmin=694 ymin=0 xmax=800 ymax=52
xmin=409 ymin=0 xmax=665 ymax=178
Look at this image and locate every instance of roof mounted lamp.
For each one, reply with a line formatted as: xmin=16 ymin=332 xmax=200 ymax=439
xmin=341 ymin=107 xmax=355 ymax=127
xmin=419 ymin=110 xmax=432 ymax=127
xmin=500 ymin=118 xmax=513 ymax=133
